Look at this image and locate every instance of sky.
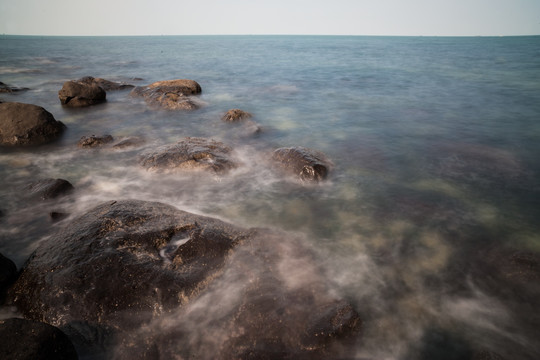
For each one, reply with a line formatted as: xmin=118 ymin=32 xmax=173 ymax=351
xmin=0 ymin=0 xmax=539 ymax=36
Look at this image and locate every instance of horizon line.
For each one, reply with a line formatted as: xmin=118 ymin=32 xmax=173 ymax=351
xmin=2 ymin=33 xmax=539 ymax=38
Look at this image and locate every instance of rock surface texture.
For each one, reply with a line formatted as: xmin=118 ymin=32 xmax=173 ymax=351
xmin=130 ymin=79 xmax=202 ymax=110
xmin=8 ymin=200 xmax=360 ymax=359
xmin=0 ymin=318 xmax=78 ymax=360
xmin=138 ymin=137 xmax=237 ymax=174
xmin=0 ymin=102 xmax=66 ymax=146
xmin=221 ymin=109 xmax=252 ymax=122
xmin=77 ymin=134 xmax=114 ymax=148
xmin=272 ymin=146 xmax=333 ymax=182
xmin=58 ymin=79 xmax=106 ymax=107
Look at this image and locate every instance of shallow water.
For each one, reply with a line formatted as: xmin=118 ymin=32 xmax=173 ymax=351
xmin=1 ymin=35 xmax=540 ymax=359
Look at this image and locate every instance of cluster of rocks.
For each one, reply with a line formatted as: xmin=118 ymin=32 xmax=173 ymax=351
xmin=0 ymin=75 xmax=343 ymax=358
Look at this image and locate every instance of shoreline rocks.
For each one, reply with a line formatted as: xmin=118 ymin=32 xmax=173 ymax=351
xmin=130 ymin=79 xmax=202 ymax=110
xmin=138 ymin=137 xmax=237 ymax=174
xmin=0 ymin=102 xmax=66 ymax=146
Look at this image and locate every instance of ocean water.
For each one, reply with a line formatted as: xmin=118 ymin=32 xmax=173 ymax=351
xmin=1 ymin=35 xmax=540 ymax=359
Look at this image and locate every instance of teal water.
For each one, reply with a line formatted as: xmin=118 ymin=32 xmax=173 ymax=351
xmin=1 ymin=35 xmax=540 ymax=359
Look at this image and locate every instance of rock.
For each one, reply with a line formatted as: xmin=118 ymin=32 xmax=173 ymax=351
xmin=0 ymin=81 xmax=29 ymax=93
xmin=112 ymin=136 xmax=145 ymax=149
xmin=138 ymin=137 xmax=237 ymax=174
xmin=25 ymin=178 xmax=74 ymax=200
xmin=0 ymin=318 xmax=78 ymax=360
xmin=8 ymin=200 xmax=360 ymax=358
xmin=58 ymin=80 xmax=106 ymax=107
xmin=78 ymin=76 xmax=134 ymax=91
xmin=272 ymin=147 xmax=333 ymax=182
xmin=77 ymin=134 xmax=114 ymax=148
xmin=222 ymin=109 xmax=252 ymax=122
xmin=0 ymin=102 xmax=66 ymax=146
xmin=49 ymin=211 xmax=69 ymax=222
xmin=1 ymin=253 xmax=17 ymax=299
xmin=130 ymin=79 xmax=202 ymax=110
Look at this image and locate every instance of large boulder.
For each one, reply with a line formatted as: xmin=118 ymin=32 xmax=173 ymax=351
xmin=58 ymin=80 xmax=106 ymax=107
xmin=8 ymin=200 xmax=360 ymax=358
xmin=138 ymin=137 xmax=237 ymax=174
xmin=0 ymin=102 xmax=66 ymax=146
xmin=272 ymin=146 xmax=333 ymax=183
xmin=130 ymin=79 xmax=202 ymax=110
xmin=0 ymin=318 xmax=78 ymax=360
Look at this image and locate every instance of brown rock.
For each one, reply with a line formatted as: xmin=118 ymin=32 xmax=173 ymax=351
xmin=272 ymin=147 xmax=333 ymax=183
xmin=77 ymin=134 xmax=114 ymax=148
xmin=222 ymin=109 xmax=252 ymax=122
xmin=0 ymin=102 xmax=66 ymax=146
xmin=130 ymin=79 xmax=202 ymax=110
xmin=58 ymin=80 xmax=106 ymax=107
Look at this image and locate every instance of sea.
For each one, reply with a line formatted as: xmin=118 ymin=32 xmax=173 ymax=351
xmin=1 ymin=35 xmax=539 ymax=359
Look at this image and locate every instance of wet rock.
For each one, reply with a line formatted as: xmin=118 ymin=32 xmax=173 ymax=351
xmin=0 ymin=318 xmax=78 ymax=360
xmin=0 ymin=102 xmax=66 ymax=146
xmin=112 ymin=136 xmax=145 ymax=149
xmin=77 ymin=134 xmax=114 ymax=148
xmin=1 ymin=253 xmax=17 ymax=302
xmin=130 ymin=79 xmax=202 ymax=110
xmin=222 ymin=108 xmax=252 ymax=122
xmin=25 ymin=178 xmax=74 ymax=200
xmin=8 ymin=200 xmax=361 ymax=359
xmin=58 ymin=79 xmax=106 ymax=107
xmin=0 ymin=81 xmax=29 ymax=93
xmin=138 ymin=137 xmax=237 ymax=174
xmin=272 ymin=147 xmax=333 ymax=182
xmin=49 ymin=211 xmax=69 ymax=222
xmin=78 ymin=76 xmax=134 ymax=91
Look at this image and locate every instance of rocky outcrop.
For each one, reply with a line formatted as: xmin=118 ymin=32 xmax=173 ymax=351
xmin=0 ymin=318 xmax=78 ymax=360
xmin=77 ymin=134 xmax=114 ymax=148
xmin=58 ymin=80 xmax=106 ymax=107
xmin=272 ymin=146 xmax=333 ymax=182
xmin=8 ymin=200 xmax=360 ymax=359
xmin=25 ymin=178 xmax=74 ymax=200
xmin=78 ymin=76 xmax=134 ymax=91
xmin=221 ymin=109 xmax=252 ymax=122
xmin=138 ymin=137 xmax=237 ymax=174
xmin=130 ymin=79 xmax=202 ymax=110
xmin=0 ymin=81 xmax=29 ymax=93
xmin=0 ymin=102 xmax=66 ymax=146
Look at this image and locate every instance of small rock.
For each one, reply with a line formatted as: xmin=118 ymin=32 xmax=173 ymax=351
xmin=222 ymin=109 xmax=252 ymax=122
xmin=131 ymin=79 xmax=202 ymax=110
xmin=0 ymin=81 xmax=29 ymax=93
xmin=25 ymin=178 xmax=74 ymax=200
xmin=77 ymin=135 xmax=114 ymax=148
xmin=272 ymin=146 xmax=333 ymax=182
xmin=58 ymin=80 xmax=106 ymax=107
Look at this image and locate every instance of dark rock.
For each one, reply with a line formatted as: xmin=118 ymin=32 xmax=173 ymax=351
xmin=49 ymin=211 xmax=69 ymax=222
xmin=77 ymin=134 xmax=114 ymax=148
xmin=0 ymin=318 xmax=78 ymax=360
xmin=0 ymin=81 xmax=30 ymax=93
xmin=78 ymin=76 xmax=134 ymax=91
xmin=138 ymin=137 xmax=237 ymax=174
xmin=8 ymin=200 xmax=361 ymax=358
xmin=1 ymin=253 xmax=17 ymax=296
xmin=58 ymin=80 xmax=106 ymax=107
xmin=130 ymin=79 xmax=202 ymax=110
xmin=25 ymin=178 xmax=74 ymax=200
xmin=0 ymin=102 xmax=66 ymax=146
xmin=222 ymin=109 xmax=252 ymax=122
xmin=272 ymin=147 xmax=333 ymax=183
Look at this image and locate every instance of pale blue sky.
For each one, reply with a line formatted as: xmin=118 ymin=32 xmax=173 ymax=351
xmin=1 ymin=0 xmax=539 ymax=36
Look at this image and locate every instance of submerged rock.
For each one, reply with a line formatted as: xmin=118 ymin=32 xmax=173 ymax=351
xmin=0 ymin=81 xmax=29 ymax=93
xmin=221 ymin=108 xmax=252 ymax=122
xmin=272 ymin=146 xmax=333 ymax=182
xmin=112 ymin=136 xmax=145 ymax=149
xmin=138 ymin=137 xmax=237 ymax=174
xmin=8 ymin=200 xmax=360 ymax=359
xmin=77 ymin=134 xmax=114 ymax=148
xmin=25 ymin=178 xmax=74 ymax=200
xmin=130 ymin=79 xmax=202 ymax=110
xmin=0 ymin=102 xmax=66 ymax=146
xmin=78 ymin=76 xmax=134 ymax=91
xmin=58 ymin=79 xmax=106 ymax=107
xmin=0 ymin=318 xmax=78 ymax=360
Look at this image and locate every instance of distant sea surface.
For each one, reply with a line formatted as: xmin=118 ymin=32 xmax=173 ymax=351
xmin=1 ymin=35 xmax=540 ymax=359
